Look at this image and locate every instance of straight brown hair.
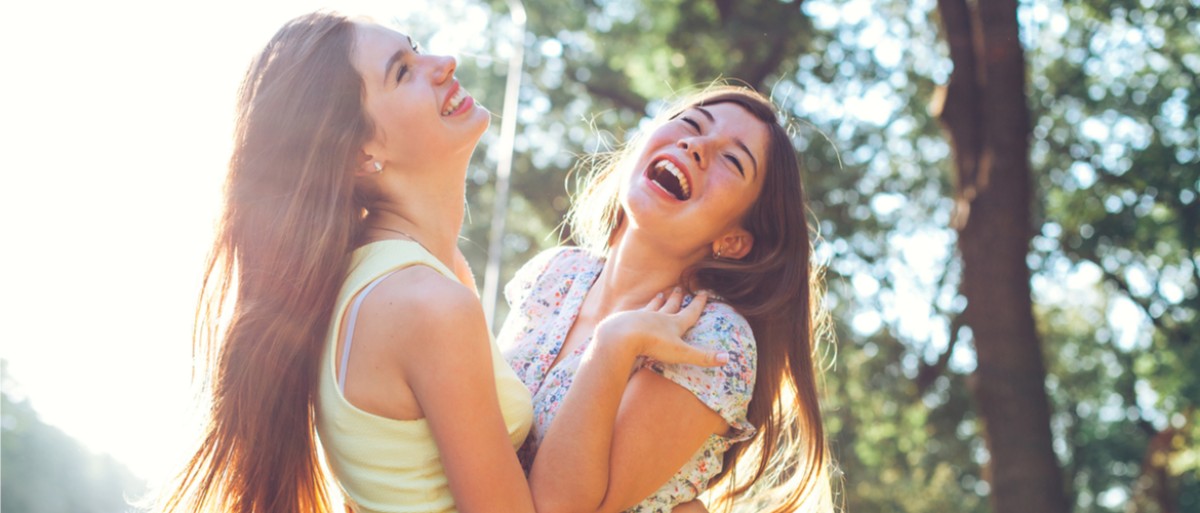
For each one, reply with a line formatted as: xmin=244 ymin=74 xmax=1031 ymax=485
xmin=165 ymin=12 xmax=373 ymax=513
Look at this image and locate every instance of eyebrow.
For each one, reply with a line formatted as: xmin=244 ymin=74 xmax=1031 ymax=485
xmin=383 ymin=36 xmax=417 ymax=86
xmin=694 ymin=106 xmax=759 ymax=178
xmin=384 ymin=48 xmax=406 ymax=86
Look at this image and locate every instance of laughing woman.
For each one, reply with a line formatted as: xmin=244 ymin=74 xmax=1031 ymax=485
xmin=500 ymin=86 xmax=833 ymax=513
xmin=164 ymin=12 xmax=725 ymax=513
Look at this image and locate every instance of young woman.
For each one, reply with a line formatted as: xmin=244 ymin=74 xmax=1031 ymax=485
xmin=500 ymin=86 xmax=832 ymax=513
xmin=165 ymin=12 xmax=725 ymax=513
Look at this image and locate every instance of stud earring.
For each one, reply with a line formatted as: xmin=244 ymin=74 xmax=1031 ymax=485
xmin=714 ymin=247 xmax=724 ymax=259
xmin=372 ymin=161 xmax=384 ymax=173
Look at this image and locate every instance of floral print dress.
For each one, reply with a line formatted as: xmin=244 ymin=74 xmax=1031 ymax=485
xmin=498 ymin=247 xmax=757 ymax=512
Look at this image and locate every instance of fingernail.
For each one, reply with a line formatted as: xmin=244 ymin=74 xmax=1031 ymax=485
xmin=716 ymin=352 xmax=730 ymax=364
xmin=674 ymin=287 xmax=682 ymax=294
xmin=656 ymin=292 xmax=664 ymax=299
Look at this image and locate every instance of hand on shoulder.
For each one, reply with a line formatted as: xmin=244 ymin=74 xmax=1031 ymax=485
xmin=594 ymin=288 xmax=728 ymax=368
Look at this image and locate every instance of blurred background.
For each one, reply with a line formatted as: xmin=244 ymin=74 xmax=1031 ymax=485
xmin=1 ymin=0 xmax=1196 ymax=512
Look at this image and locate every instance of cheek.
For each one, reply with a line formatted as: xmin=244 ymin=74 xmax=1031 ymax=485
xmin=713 ymin=178 xmax=762 ymax=219
xmin=643 ymin=130 xmax=675 ymax=148
xmin=616 ymin=171 xmax=637 ymax=208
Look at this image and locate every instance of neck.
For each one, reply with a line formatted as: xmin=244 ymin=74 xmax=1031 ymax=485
xmin=362 ymin=169 xmax=466 ymax=269
xmin=588 ymin=227 xmax=705 ymax=316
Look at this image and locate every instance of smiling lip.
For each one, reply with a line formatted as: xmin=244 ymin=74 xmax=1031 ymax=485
xmin=441 ymin=80 xmax=474 ymax=116
xmin=643 ymin=154 xmax=694 ymax=201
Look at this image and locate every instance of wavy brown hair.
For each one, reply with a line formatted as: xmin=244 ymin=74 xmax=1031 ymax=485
xmin=165 ymin=12 xmax=373 ymax=513
xmin=567 ymin=85 xmax=832 ymax=512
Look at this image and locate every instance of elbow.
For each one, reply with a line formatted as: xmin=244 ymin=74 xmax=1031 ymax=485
xmin=529 ymin=479 xmax=604 ymax=513
xmin=531 ymin=493 xmax=591 ymax=513
xmin=531 ymin=495 xmax=577 ymax=513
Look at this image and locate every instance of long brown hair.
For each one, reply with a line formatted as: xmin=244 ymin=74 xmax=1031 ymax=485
xmin=568 ymin=85 xmax=832 ymax=512
xmin=166 ymin=12 xmax=373 ymax=513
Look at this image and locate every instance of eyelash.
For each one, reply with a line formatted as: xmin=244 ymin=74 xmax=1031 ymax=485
xmin=725 ymin=154 xmax=745 ymax=176
xmin=396 ymin=38 xmax=421 ymax=83
xmin=680 ymin=116 xmax=745 ymax=176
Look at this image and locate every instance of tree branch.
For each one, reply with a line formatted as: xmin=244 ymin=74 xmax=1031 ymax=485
xmin=917 ymin=314 xmax=966 ymax=394
xmin=735 ymin=35 xmax=793 ymax=91
xmin=933 ymin=0 xmax=985 ymax=230
xmin=912 ymin=239 xmax=963 ymax=394
xmin=565 ymin=64 xmax=649 ymax=114
xmin=713 ymin=0 xmax=735 ymax=24
xmin=1094 ymin=261 xmax=1171 ymax=335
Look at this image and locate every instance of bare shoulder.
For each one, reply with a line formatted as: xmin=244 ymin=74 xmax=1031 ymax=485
xmin=355 ymin=265 xmax=489 ymax=353
xmin=374 ymin=265 xmax=479 ymax=313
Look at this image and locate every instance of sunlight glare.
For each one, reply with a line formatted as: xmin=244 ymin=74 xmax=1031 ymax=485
xmin=0 ymin=0 xmax=449 ymax=487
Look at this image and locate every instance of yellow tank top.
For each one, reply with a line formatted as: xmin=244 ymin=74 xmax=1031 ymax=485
xmin=316 ymin=240 xmax=533 ymax=513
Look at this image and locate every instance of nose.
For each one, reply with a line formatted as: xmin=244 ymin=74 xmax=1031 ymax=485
xmin=431 ymin=54 xmax=456 ymax=83
xmin=677 ymin=138 xmax=708 ymax=169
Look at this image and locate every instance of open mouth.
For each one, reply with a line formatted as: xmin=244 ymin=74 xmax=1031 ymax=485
xmin=442 ymin=82 xmax=472 ymax=116
xmin=647 ymin=158 xmax=692 ymax=201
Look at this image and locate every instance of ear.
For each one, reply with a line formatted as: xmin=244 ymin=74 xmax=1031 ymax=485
xmin=355 ymin=151 xmax=382 ymax=177
xmin=712 ymin=227 xmax=754 ymax=260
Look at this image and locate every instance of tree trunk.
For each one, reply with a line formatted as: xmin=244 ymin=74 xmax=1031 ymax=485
xmin=934 ymin=0 xmax=1069 ymax=512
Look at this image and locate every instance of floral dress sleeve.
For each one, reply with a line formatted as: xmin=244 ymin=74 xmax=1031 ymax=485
xmin=502 ymin=246 xmax=569 ymax=311
xmin=642 ymin=301 xmax=758 ymax=442
xmin=498 ymin=246 xmax=590 ymax=379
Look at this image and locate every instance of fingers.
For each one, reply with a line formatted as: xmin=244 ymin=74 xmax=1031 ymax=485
xmin=660 ymin=287 xmax=685 ymax=312
xmin=658 ymin=342 xmax=730 ymax=368
xmin=679 ymin=290 xmax=708 ymax=326
xmin=644 ymin=292 xmax=666 ymax=311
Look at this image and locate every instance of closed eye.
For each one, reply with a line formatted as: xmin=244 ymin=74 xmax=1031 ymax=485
xmin=724 ymin=154 xmax=745 ymax=177
xmin=681 ymin=116 xmax=700 ymax=132
xmin=396 ymin=63 xmax=410 ymax=83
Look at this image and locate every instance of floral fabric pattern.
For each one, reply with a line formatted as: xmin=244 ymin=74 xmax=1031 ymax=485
xmin=498 ymin=247 xmax=757 ymax=512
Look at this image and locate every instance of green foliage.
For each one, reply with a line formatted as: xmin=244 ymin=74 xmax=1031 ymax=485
xmin=1023 ymin=1 xmax=1199 ymax=510
xmin=404 ymin=0 xmax=1197 ymax=510
xmin=1 ymin=361 xmax=147 ymax=513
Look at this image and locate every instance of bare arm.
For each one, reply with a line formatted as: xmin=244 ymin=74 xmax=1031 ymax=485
xmin=672 ymin=500 xmax=710 ymax=513
xmin=362 ymin=269 xmax=533 ymax=513
xmin=529 ymin=290 xmax=730 ymax=513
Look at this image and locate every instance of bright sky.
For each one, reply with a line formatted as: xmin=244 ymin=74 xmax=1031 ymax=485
xmin=0 ymin=0 xmax=485 ymax=489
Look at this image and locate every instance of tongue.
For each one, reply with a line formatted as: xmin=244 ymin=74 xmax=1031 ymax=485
xmin=653 ymin=172 xmax=686 ymax=200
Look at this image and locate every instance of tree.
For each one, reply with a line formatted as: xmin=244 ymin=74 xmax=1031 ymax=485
xmin=1 ymin=361 xmax=147 ymax=513
xmin=932 ymin=0 xmax=1069 ymax=511
xmin=401 ymin=0 xmax=1199 ymax=510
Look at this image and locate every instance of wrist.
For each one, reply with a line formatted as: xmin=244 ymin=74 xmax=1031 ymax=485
xmin=590 ymin=318 xmax=642 ymax=364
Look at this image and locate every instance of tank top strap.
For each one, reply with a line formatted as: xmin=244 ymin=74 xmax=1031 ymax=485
xmin=337 ymin=240 xmax=460 ymax=392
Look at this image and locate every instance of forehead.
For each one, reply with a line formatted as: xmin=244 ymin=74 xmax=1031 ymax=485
xmin=688 ymin=102 xmax=771 ymax=168
xmin=350 ymin=22 xmax=410 ymax=80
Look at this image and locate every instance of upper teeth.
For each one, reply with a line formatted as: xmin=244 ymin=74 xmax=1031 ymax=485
xmin=443 ymin=88 xmax=468 ymax=115
xmin=655 ymin=160 xmax=691 ymax=198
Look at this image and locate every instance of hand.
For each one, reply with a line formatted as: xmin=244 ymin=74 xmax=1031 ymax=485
xmin=595 ymin=288 xmax=728 ymax=368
